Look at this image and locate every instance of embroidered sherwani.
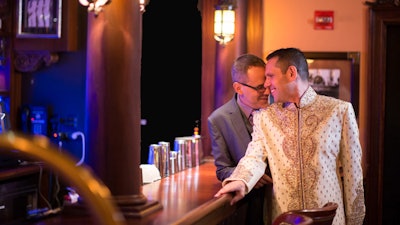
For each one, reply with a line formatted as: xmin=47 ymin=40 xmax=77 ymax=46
xmin=223 ymin=87 xmax=365 ymax=225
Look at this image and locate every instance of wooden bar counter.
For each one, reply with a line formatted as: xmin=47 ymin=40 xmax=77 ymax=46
xmin=30 ymin=159 xmax=243 ymax=225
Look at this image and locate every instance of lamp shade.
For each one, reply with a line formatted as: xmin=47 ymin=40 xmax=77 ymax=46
xmin=214 ymin=4 xmax=235 ymax=45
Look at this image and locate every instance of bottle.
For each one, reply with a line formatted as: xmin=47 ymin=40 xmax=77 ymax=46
xmin=192 ymin=120 xmax=202 ymax=166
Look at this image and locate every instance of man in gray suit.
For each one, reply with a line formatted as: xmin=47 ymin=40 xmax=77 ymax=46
xmin=208 ymin=54 xmax=273 ymax=225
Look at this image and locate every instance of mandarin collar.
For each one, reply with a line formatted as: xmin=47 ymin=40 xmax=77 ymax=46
xmin=282 ymin=86 xmax=317 ymax=109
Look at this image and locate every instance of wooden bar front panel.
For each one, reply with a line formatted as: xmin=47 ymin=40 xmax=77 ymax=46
xmin=30 ymin=161 xmax=245 ymax=225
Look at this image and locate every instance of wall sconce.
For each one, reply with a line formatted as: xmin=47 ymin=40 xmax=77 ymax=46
xmin=79 ymin=0 xmax=111 ymax=16
xmin=214 ymin=0 xmax=236 ymax=46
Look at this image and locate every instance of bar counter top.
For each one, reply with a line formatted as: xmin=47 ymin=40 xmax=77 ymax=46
xmin=31 ymin=159 xmax=239 ymax=225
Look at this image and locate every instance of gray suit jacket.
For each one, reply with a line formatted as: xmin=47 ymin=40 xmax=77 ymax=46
xmin=208 ymin=94 xmax=267 ymax=225
xmin=207 ymin=94 xmax=253 ymax=181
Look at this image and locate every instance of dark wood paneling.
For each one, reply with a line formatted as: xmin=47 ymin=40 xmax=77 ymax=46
xmin=366 ymin=3 xmax=400 ymax=225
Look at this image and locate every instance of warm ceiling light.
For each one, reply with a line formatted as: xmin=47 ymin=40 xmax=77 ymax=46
xmin=79 ymin=0 xmax=111 ymax=16
xmin=139 ymin=0 xmax=150 ymax=13
xmin=214 ymin=0 xmax=236 ymax=46
xmin=79 ymin=0 xmax=148 ymax=16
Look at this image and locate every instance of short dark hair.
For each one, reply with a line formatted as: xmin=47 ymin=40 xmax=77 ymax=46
xmin=231 ymin=54 xmax=266 ymax=82
xmin=266 ymin=48 xmax=309 ymax=81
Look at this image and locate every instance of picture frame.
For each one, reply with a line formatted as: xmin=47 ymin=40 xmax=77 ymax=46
xmin=303 ymin=52 xmax=360 ymax=117
xmin=16 ymin=0 xmax=62 ymax=38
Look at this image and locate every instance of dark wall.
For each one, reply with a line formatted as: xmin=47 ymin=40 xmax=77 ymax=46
xmin=20 ymin=51 xmax=87 ymax=162
xmin=140 ymin=0 xmax=201 ymax=163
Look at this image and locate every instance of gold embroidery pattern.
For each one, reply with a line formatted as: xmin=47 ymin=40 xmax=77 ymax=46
xmin=269 ymin=90 xmax=343 ymax=210
xmin=346 ymin=180 xmax=366 ymax=225
xmin=231 ymin=163 xmax=254 ymax=183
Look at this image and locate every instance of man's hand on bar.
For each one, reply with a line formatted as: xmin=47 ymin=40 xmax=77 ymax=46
xmin=214 ymin=180 xmax=246 ymax=205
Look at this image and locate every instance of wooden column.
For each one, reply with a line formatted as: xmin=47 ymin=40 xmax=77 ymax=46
xmin=199 ymin=0 xmax=219 ymax=158
xmin=85 ymin=0 xmax=161 ymax=217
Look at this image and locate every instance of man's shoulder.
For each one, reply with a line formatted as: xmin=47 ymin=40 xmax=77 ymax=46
xmin=316 ymin=94 xmax=351 ymax=107
xmin=314 ymin=94 xmax=355 ymax=117
xmin=208 ymin=97 xmax=238 ymax=118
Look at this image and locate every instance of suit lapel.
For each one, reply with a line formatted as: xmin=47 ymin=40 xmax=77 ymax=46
xmin=227 ymin=98 xmax=253 ymax=142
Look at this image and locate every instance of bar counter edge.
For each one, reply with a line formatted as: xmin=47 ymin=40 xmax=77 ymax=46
xmin=31 ymin=158 xmax=245 ymax=225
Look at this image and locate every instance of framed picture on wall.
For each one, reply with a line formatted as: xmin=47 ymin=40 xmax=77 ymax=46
xmin=16 ymin=0 xmax=62 ymax=38
xmin=303 ymin=52 xmax=360 ymax=117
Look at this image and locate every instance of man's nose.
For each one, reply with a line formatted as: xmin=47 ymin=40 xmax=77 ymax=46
xmin=264 ymin=76 xmax=271 ymax=85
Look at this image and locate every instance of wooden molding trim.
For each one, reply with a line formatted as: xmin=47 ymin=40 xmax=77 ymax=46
xmin=14 ymin=51 xmax=59 ymax=73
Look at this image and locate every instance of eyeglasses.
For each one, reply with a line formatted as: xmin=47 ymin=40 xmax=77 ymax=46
xmin=236 ymin=82 xmax=266 ymax=93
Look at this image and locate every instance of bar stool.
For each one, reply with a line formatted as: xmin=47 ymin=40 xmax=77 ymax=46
xmin=272 ymin=211 xmax=313 ymax=225
xmin=274 ymin=202 xmax=338 ymax=225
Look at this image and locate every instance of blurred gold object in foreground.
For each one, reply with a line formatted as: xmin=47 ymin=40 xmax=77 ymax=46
xmin=0 ymin=131 xmax=126 ymax=225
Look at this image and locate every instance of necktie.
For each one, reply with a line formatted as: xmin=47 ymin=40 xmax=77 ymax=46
xmin=248 ymin=111 xmax=254 ymax=126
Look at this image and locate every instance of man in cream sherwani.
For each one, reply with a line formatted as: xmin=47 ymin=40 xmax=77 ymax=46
xmin=215 ymin=48 xmax=366 ymax=225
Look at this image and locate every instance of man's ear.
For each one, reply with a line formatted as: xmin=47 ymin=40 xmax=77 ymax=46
xmin=287 ymin=65 xmax=298 ymax=81
xmin=233 ymin=82 xmax=242 ymax=94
